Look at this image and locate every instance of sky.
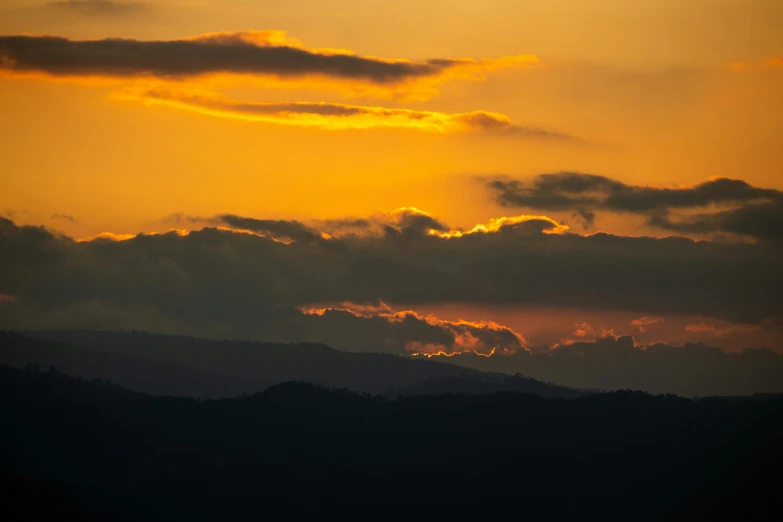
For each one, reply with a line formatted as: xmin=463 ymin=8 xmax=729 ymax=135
xmin=1 ymin=0 xmax=782 ymax=362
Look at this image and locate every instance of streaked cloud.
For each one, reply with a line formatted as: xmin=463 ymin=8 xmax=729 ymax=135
xmin=631 ymin=316 xmax=665 ymax=327
xmin=631 ymin=316 xmax=664 ymax=332
xmin=50 ymin=213 xmax=78 ymax=223
xmin=0 ymin=31 xmax=538 ymax=98
xmin=113 ymin=87 xmax=566 ymax=136
xmin=44 ymin=1 xmax=149 ymax=16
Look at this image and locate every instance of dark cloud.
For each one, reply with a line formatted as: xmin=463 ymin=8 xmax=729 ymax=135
xmin=50 ymin=213 xmax=78 ymax=223
xmin=487 ymin=173 xmax=783 ymax=240
xmin=647 ymin=201 xmax=783 ymax=242
xmin=45 ymin=1 xmax=149 ymax=16
xmin=215 ymin=214 xmax=322 ymax=243
xmin=160 ymin=212 xmax=200 ymax=225
xmin=388 ymin=208 xmax=448 ymax=236
xmin=297 ymin=302 xmax=525 ymax=357
xmin=1 ymin=209 xmax=781 ymax=341
xmin=320 ymin=218 xmax=372 ymax=231
xmin=0 ymin=32 xmax=513 ymax=83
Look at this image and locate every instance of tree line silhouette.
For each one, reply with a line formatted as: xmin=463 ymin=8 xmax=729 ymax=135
xmin=2 ymin=365 xmax=781 ymax=519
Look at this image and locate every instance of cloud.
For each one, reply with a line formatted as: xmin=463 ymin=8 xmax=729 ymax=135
xmin=428 ymin=214 xmax=569 ymax=238
xmin=50 ymin=213 xmax=78 ymax=223
xmin=572 ymin=323 xmax=596 ymax=338
xmin=1 ymin=205 xmax=781 ymax=340
xmin=486 ymin=173 xmax=783 ymax=241
xmin=44 ymin=1 xmax=149 ymax=16
xmin=631 ymin=316 xmax=664 ymax=332
xmin=75 ymin=232 xmax=137 ymax=243
xmin=182 ymin=207 xmax=451 ymax=240
xmin=646 ymin=201 xmax=783 ymax=242
xmin=0 ymin=31 xmax=538 ymax=97
xmin=112 ymin=88 xmax=568 ymax=136
xmin=631 ymin=316 xmax=664 ymax=327
xmin=214 ymin=214 xmax=322 ymax=243
xmin=299 ymin=301 xmax=526 ymax=357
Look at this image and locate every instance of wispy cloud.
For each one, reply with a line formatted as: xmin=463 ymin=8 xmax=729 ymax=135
xmin=116 ymin=88 xmax=569 ymax=136
xmin=44 ymin=1 xmax=149 ymax=16
xmin=50 ymin=213 xmax=78 ymax=223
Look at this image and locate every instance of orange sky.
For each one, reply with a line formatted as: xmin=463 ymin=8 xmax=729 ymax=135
xmin=0 ymin=1 xmax=782 ymax=356
xmin=1 ymin=0 xmax=782 ymax=240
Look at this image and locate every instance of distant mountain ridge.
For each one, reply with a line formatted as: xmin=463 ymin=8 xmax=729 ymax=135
xmin=0 ymin=330 xmax=583 ymax=399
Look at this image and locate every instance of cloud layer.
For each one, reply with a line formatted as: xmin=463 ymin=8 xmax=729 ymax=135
xmin=2 ymin=207 xmax=782 ymax=394
xmin=487 ymin=173 xmax=783 ymax=240
xmin=1 ymin=203 xmax=780 ymax=336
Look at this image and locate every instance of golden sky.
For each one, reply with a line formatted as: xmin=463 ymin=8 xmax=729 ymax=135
xmin=1 ymin=0 xmax=782 ymax=239
xmin=1 ymin=1 xmax=782 ymax=357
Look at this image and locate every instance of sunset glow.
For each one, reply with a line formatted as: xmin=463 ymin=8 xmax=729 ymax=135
xmin=1 ymin=0 xmax=782 ymax=372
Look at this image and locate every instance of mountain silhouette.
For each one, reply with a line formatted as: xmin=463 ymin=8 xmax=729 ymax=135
xmin=2 ymin=365 xmax=781 ymax=518
xmin=0 ymin=330 xmax=582 ymax=398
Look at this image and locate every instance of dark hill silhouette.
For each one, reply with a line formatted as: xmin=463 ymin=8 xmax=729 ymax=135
xmin=2 ymin=365 xmax=781 ymax=518
xmin=0 ymin=332 xmax=262 ymax=397
xmin=0 ymin=362 xmax=144 ymax=403
xmin=389 ymin=372 xmax=582 ymax=398
xmin=0 ymin=330 xmax=583 ymax=398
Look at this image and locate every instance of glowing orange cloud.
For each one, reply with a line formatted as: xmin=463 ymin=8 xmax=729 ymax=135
xmin=629 ymin=316 xmax=665 ymax=332
xmin=631 ymin=316 xmax=665 ymax=327
xmin=428 ymin=215 xmax=570 ymax=238
xmin=409 ymin=345 xmax=497 ymax=358
xmin=76 ymin=229 xmax=191 ymax=243
xmin=76 ymin=232 xmax=137 ymax=243
xmin=572 ymin=323 xmax=595 ymax=338
xmin=115 ymin=88 xmax=562 ymax=136
xmin=74 ymin=208 xmax=570 ymax=247
xmin=299 ymin=301 xmax=527 ymax=356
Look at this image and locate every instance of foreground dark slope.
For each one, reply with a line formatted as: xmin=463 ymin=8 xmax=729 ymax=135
xmin=2 ymin=366 xmax=781 ymax=518
xmin=1 ymin=331 xmax=582 ymax=398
